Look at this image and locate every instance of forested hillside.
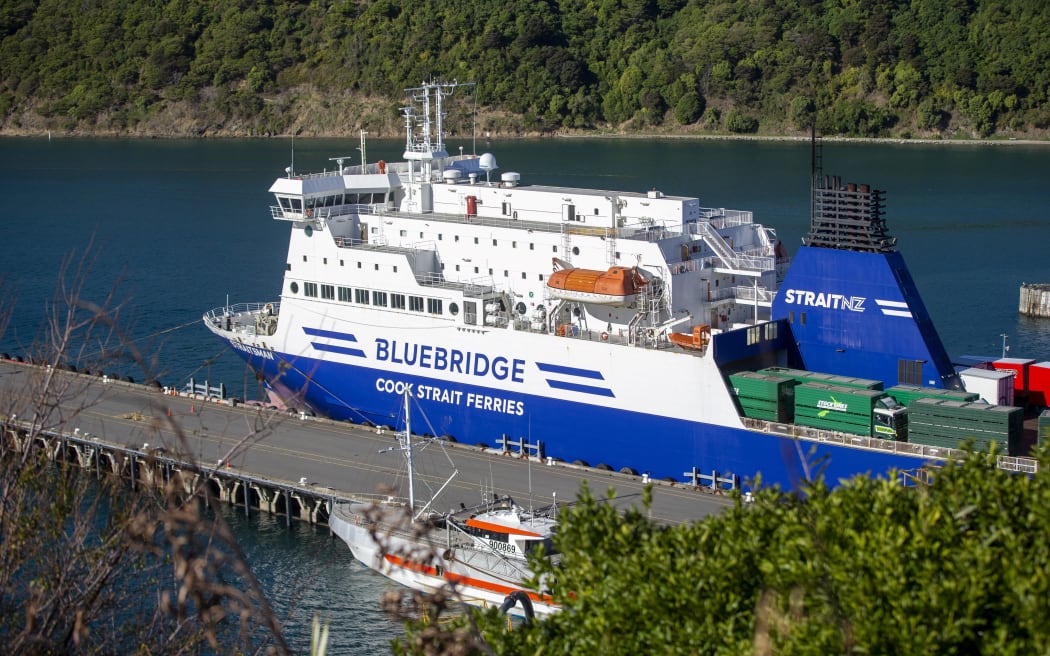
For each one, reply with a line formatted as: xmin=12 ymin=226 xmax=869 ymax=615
xmin=2 ymin=0 xmax=1048 ymax=139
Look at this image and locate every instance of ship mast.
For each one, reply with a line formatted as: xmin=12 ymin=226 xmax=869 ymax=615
xmin=401 ymin=80 xmax=474 ymax=180
xmin=383 ymin=388 xmax=459 ymax=521
xmin=404 ymin=390 xmax=415 ymax=515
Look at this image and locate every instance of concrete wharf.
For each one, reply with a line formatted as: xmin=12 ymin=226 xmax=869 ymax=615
xmin=0 ymin=360 xmax=734 ymax=526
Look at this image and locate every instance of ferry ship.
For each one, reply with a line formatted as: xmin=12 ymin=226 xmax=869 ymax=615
xmin=204 ymin=81 xmax=1038 ymax=490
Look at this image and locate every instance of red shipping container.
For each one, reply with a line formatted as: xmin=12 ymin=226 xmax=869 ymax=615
xmin=1029 ymin=362 xmax=1050 ymax=408
xmin=994 ymin=358 xmax=1035 ymax=401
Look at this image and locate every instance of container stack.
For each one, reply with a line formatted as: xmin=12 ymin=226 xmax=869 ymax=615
xmin=793 ymin=383 xmax=887 ymax=437
xmin=728 ymin=371 xmax=796 ymax=422
xmin=907 ymin=398 xmax=1023 ymax=455
xmin=759 ymin=367 xmax=883 ymax=391
xmin=885 ymin=385 xmax=979 ymax=407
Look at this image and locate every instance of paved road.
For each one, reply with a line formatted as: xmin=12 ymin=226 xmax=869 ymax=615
xmin=0 ymin=361 xmax=735 ymax=524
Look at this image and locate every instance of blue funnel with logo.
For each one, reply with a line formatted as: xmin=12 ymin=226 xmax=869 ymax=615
xmin=772 ymin=176 xmax=959 ymax=389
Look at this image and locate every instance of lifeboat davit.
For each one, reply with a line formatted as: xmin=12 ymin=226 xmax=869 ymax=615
xmin=546 ymin=266 xmax=646 ymax=307
xmin=668 ymin=324 xmax=711 ymax=351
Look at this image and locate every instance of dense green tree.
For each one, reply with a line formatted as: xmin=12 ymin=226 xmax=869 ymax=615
xmin=1 ymin=0 xmax=1048 ymax=137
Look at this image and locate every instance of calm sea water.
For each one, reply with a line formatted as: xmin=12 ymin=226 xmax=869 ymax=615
xmin=2 ymin=135 xmax=1049 ymax=651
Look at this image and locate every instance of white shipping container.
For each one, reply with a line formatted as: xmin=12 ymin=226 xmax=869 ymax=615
xmin=959 ymin=367 xmax=1015 ymax=405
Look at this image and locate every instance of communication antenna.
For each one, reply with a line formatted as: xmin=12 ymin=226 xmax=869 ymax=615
xmin=472 ymin=88 xmax=479 ymax=156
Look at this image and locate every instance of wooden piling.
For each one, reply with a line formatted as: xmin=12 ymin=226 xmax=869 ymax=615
xmin=1020 ymin=283 xmax=1050 ymax=318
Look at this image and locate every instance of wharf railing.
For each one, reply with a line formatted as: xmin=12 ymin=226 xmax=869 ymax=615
xmin=496 ymin=433 xmax=544 ymax=460
xmin=741 ymin=417 xmax=1039 ymax=475
xmin=2 ymin=419 xmax=348 ymax=526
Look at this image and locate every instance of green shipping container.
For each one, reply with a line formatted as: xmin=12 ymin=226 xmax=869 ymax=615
xmin=907 ymin=398 xmax=1024 ymax=455
xmin=885 ymin=385 xmax=979 ymax=407
xmin=793 ymin=383 xmax=888 ymax=437
xmin=1040 ymin=409 xmax=1050 ymax=448
xmin=729 ymin=372 xmax=795 ymax=423
xmin=759 ymin=367 xmax=884 ymax=391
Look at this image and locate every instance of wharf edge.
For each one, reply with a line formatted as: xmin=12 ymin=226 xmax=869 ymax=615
xmin=0 ymin=360 xmax=738 ymax=527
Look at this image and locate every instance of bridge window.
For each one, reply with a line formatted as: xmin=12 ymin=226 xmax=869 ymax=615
xmin=427 ymin=298 xmax=443 ymax=315
xmin=338 ymin=287 xmax=352 ymax=302
xmin=320 ymin=284 xmax=334 ymax=300
xmin=391 ymin=294 xmax=406 ymax=310
xmin=372 ymin=291 xmax=388 ymax=307
xmin=355 ymin=289 xmax=370 ymax=304
xmin=304 ymin=282 xmax=318 ymax=298
xmin=409 ymin=296 xmax=424 ymax=312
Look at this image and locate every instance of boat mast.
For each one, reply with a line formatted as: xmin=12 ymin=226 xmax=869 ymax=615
xmin=404 ymin=389 xmax=415 ymax=515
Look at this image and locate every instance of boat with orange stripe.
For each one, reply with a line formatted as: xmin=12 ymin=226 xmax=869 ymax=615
xmin=328 ymin=391 xmax=559 ymax=619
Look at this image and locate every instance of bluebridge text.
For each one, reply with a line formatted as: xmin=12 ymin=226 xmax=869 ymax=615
xmin=374 ymin=339 xmax=526 ymax=383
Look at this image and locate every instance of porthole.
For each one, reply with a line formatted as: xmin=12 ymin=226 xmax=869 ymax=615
xmin=515 ymin=302 xmax=526 ymax=315
xmin=290 ymin=282 xmax=299 ymax=294
xmin=449 ymin=302 xmax=459 ymax=316
xmin=572 ymin=246 xmax=580 ymax=256
xmin=304 ymin=225 xmax=313 ymax=237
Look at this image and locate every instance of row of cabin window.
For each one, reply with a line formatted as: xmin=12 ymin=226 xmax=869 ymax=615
xmin=300 ymin=255 xmax=547 ymax=282
xmin=391 ymin=231 xmax=594 ymax=259
xmin=398 ymin=231 xmax=547 ymax=249
xmin=301 ymin=282 xmax=442 ymax=314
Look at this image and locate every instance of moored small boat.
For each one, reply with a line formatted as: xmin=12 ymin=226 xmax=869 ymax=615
xmin=328 ymin=392 xmax=558 ymax=619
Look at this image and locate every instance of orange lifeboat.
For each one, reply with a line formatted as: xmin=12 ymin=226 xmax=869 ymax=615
xmin=668 ymin=324 xmax=711 ymax=351
xmin=546 ymin=266 xmax=646 ymax=307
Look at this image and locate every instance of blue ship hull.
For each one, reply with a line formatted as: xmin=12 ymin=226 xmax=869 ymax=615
xmin=228 ymin=337 xmax=930 ymax=491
